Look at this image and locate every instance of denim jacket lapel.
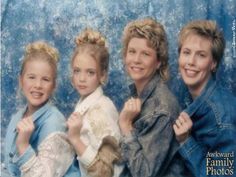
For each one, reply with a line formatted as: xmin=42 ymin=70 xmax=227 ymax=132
xmin=184 ymin=77 xmax=217 ymax=118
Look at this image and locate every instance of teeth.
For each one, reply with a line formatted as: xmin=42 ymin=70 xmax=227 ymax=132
xmin=185 ymin=69 xmax=197 ymax=76
xmin=31 ymin=92 xmax=42 ymax=98
xmin=132 ymin=67 xmax=142 ymax=72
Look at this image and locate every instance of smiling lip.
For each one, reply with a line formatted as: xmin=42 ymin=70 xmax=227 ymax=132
xmin=131 ymin=66 xmax=143 ymax=72
xmin=184 ymin=67 xmax=199 ymax=77
xmin=31 ymin=91 xmax=43 ymax=98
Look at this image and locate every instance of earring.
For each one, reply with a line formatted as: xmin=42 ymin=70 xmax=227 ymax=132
xmin=212 ymin=68 xmax=217 ymax=73
xmin=101 ymin=80 xmax=105 ymax=86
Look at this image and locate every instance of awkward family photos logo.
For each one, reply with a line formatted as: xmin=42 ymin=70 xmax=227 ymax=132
xmin=206 ymin=151 xmax=234 ymax=176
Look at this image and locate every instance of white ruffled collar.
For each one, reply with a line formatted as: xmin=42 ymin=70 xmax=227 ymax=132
xmin=74 ymin=86 xmax=103 ymax=116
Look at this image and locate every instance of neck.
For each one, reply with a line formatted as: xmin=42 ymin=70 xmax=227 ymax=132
xmin=188 ymin=81 xmax=209 ymax=100
xmin=134 ymin=80 xmax=148 ymax=96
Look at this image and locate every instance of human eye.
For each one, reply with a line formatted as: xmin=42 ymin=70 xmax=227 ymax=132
xmin=128 ymin=48 xmax=135 ymax=54
xmin=143 ymin=51 xmax=150 ymax=56
xmin=73 ymin=68 xmax=80 ymax=74
xmin=87 ymin=70 xmax=96 ymax=76
xmin=182 ymin=50 xmax=190 ymax=55
xmin=27 ymin=74 xmax=35 ymax=79
xmin=42 ymin=77 xmax=51 ymax=82
xmin=198 ymin=52 xmax=206 ymax=58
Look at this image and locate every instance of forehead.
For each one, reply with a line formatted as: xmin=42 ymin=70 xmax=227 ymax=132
xmin=182 ymin=34 xmax=212 ymax=51
xmin=73 ymin=53 xmax=97 ymax=68
xmin=23 ymin=59 xmax=54 ymax=74
xmin=128 ymin=37 xmax=155 ymax=51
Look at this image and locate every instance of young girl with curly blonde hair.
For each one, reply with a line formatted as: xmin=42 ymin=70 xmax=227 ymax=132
xmin=67 ymin=29 xmax=123 ymax=177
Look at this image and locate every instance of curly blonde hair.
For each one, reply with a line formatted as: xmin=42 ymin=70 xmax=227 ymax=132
xmin=178 ymin=20 xmax=225 ymax=69
xmin=122 ymin=17 xmax=169 ymax=81
xmin=71 ymin=28 xmax=109 ymax=81
xmin=21 ymin=41 xmax=59 ymax=80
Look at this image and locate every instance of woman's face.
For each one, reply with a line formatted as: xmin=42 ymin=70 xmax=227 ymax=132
xmin=124 ymin=37 xmax=160 ymax=88
xmin=179 ymin=34 xmax=216 ymax=97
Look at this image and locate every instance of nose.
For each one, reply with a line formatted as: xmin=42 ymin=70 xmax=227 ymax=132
xmin=133 ymin=53 xmax=141 ymax=63
xmin=34 ymin=79 xmax=42 ymax=88
xmin=78 ymin=73 xmax=86 ymax=82
xmin=187 ymin=54 xmax=196 ymax=66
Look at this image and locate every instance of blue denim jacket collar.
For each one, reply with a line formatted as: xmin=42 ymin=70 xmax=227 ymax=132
xmin=4 ymin=102 xmax=53 ymax=176
xmin=184 ymin=76 xmax=216 ymax=117
xmin=129 ymin=73 xmax=161 ymax=106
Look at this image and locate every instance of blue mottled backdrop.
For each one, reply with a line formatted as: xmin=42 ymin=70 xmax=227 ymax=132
xmin=1 ymin=0 xmax=236 ymax=168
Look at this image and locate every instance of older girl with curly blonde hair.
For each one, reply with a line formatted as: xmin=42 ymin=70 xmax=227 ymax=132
xmin=4 ymin=41 xmax=76 ymax=177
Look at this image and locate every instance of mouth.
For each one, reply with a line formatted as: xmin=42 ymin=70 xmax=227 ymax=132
xmin=31 ymin=91 xmax=43 ymax=98
xmin=130 ymin=66 xmax=143 ymax=72
xmin=182 ymin=66 xmax=199 ymax=77
xmin=78 ymin=85 xmax=87 ymax=89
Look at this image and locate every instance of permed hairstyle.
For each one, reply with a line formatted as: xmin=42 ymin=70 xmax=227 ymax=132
xmin=21 ymin=41 xmax=59 ymax=82
xmin=178 ymin=20 xmax=225 ymax=69
xmin=71 ymin=28 xmax=109 ymax=80
xmin=122 ymin=17 xmax=169 ymax=81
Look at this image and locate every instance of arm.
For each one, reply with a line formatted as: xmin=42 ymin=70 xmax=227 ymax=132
xmin=174 ymin=112 xmax=236 ymax=177
xmin=68 ymin=108 xmax=121 ymax=176
xmin=87 ymin=136 xmax=121 ymax=177
xmin=15 ymin=133 xmax=75 ymax=177
xmin=120 ymin=113 xmax=177 ymax=177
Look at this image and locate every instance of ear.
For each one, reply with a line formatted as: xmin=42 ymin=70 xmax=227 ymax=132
xmin=156 ymin=60 xmax=161 ymax=70
xmin=100 ymin=70 xmax=107 ymax=85
xmin=211 ymin=60 xmax=217 ymax=72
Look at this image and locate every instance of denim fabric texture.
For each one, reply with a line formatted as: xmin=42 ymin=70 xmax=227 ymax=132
xmin=4 ymin=102 xmax=80 ymax=177
xmin=120 ymin=74 xmax=190 ymax=177
xmin=179 ymin=77 xmax=236 ymax=177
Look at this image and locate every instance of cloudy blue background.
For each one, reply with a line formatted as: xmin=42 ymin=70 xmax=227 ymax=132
xmin=1 ymin=0 xmax=236 ymax=169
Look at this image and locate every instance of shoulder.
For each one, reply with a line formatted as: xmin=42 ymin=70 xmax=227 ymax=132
xmin=91 ymin=95 xmax=119 ymax=118
xmin=86 ymin=95 xmax=120 ymax=132
xmin=152 ymin=82 xmax=180 ymax=118
xmin=40 ymin=104 xmax=66 ymax=132
xmin=207 ymin=86 xmax=236 ymax=124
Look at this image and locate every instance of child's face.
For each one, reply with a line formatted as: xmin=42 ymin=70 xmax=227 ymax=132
xmin=19 ymin=59 xmax=55 ymax=112
xmin=72 ymin=53 xmax=101 ymax=98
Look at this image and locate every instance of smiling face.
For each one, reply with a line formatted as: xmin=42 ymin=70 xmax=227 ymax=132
xmin=72 ymin=53 xmax=102 ymax=98
xmin=20 ymin=59 xmax=55 ymax=113
xmin=179 ymin=34 xmax=216 ymax=97
xmin=124 ymin=37 xmax=160 ymax=93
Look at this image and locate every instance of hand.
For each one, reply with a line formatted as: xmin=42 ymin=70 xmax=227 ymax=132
xmin=119 ymin=97 xmax=141 ymax=135
xmin=173 ymin=112 xmax=193 ymax=144
xmin=16 ymin=116 xmax=35 ymax=155
xmin=67 ymin=112 xmax=83 ymax=146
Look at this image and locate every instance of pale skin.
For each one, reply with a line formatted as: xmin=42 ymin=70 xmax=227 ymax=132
xmin=67 ymin=52 xmax=105 ymax=156
xmin=173 ymin=34 xmax=217 ymax=143
xmin=119 ymin=38 xmax=160 ymax=135
xmin=66 ymin=112 xmax=86 ymax=156
xmin=16 ymin=59 xmax=55 ymax=155
xmin=119 ymin=97 xmax=142 ymax=135
xmin=16 ymin=115 xmax=35 ymax=155
xmin=173 ymin=112 xmax=193 ymax=144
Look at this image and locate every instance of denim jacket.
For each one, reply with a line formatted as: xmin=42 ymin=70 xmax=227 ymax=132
xmin=4 ymin=102 xmax=80 ymax=177
xmin=179 ymin=77 xmax=236 ymax=177
xmin=120 ymin=74 xmax=190 ymax=177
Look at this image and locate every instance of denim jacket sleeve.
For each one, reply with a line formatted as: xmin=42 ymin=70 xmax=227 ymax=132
xmin=121 ymin=112 xmax=176 ymax=177
xmin=179 ymin=127 xmax=236 ymax=177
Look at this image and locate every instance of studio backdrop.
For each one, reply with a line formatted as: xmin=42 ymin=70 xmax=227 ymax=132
xmin=1 ymin=0 xmax=236 ymax=164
